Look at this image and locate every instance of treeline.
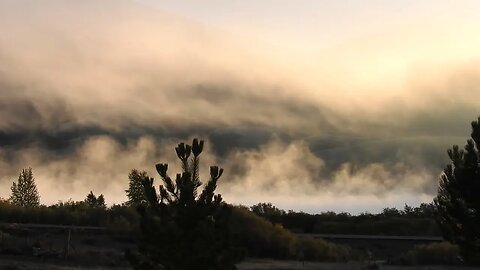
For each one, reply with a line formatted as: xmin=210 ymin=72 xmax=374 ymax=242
xmin=0 ymin=193 xmax=440 ymax=237
xmin=0 ymin=166 xmax=358 ymax=262
xmin=0 ymin=174 xmax=457 ymax=266
xmin=0 ymin=197 xmax=449 ymax=263
xmin=0 ymin=199 xmax=359 ymax=262
xmin=250 ymin=202 xmax=440 ymax=236
xmin=0 ymin=199 xmax=137 ymax=230
xmin=1 ymin=167 xmax=439 ymax=237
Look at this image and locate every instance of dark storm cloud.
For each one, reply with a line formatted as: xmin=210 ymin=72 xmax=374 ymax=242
xmin=0 ymin=67 xmax=478 ymax=203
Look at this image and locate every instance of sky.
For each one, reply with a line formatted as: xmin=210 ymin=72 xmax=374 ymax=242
xmin=1 ymin=0 xmax=480 ymax=213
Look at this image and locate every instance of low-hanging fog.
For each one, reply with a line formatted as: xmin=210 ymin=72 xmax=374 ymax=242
xmin=1 ymin=0 xmax=480 ymax=213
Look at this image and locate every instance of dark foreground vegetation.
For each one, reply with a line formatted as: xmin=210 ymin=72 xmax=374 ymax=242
xmin=251 ymin=202 xmax=439 ymax=236
xmin=1 ymin=115 xmax=480 ymax=269
xmin=0 ymin=199 xmax=459 ymax=267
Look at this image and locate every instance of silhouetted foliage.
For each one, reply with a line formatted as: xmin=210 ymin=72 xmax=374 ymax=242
xmin=230 ymin=206 xmax=353 ymax=261
xmin=381 ymin=207 xmax=402 ymax=218
xmin=9 ymin=168 xmax=40 ymax=207
xmin=0 ymin=196 xmax=442 ymax=264
xmin=251 ymin=202 xmax=439 ymax=236
xmin=0 ymin=198 xmax=141 ymax=235
xmin=97 ymin=194 xmax=106 ymax=207
xmin=251 ymin=202 xmax=285 ymax=224
xmin=85 ymin=191 xmax=106 ymax=208
xmin=126 ymin=169 xmax=149 ymax=206
xmin=127 ymin=139 xmax=238 ymax=270
xmin=434 ymin=116 xmax=480 ymax=264
xmin=407 ymin=242 xmax=460 ymax=265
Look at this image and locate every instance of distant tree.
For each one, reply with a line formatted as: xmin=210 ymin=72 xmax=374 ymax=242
xmin=126 ymin=169 xmax=149 ymax=205
xmin=97 ymin=194 xmax=106 ymax=208
xmin=250 ymin=202 xmax=286 ymax=224
xmin=126 ymin=138 xmax=239 ymax=270
xmin=403 ymin=204 xmax=414 ymax=216
xmin=381 ymin=207 xmax=401 ymax=217
xmin=9 ymin=167 xmax=40 ymax=207
xmin=85 ymin=191 xmax=97 ymax=207
xmin=434 ymin=116 xmax=480 ymax=263
xmin=417 ymin=202 xmax=435 ymax=217
xmin=251 ymin=202 xmax=286 ymax=216
xmin=84 ymin=191 xmax=106 ymax=208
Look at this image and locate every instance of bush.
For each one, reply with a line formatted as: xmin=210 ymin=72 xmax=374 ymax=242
xmin=229 ymin=206 xmax=353 ymax=261
xmin=406 ymin=242 xmax=460 ymax=265
xmin=297 ymin=236 xmax=351 ymax=262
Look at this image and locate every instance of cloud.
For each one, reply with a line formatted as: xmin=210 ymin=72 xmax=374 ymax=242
xmin=221 ymin=139 xmax=437 ymax=212
xmin=0 ymin=0 xmax=479 ymax=212
xmin=0 ymin=136 xmax=437 ymax=214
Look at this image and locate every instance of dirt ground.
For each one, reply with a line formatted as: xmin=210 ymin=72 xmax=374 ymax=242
xmin=1 ymin=258 xmax=479 ymax=270
xmin=239 ymin=259 xmax=480 ymax=270
xmin=0 ymin=255 xmax=128 ymax=270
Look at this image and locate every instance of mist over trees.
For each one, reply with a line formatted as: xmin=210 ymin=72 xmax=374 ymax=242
xmin=434 ymin=116 xmax=480 ymax=263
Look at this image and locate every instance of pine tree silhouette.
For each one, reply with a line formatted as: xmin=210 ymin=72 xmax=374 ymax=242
xmin=125 ymin=169 xmax=149 ymax=206
xmin=9 ymin=167 xmax=40 ymax=207
xmin=97 ymin=194 xmax=106 ymax=208
xmin=435 ymin=116 xmax=480 ymax=264
xmin=127 ymin=138 xmax=238 ymax=270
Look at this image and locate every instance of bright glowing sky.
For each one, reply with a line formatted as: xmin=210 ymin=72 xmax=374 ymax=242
xmin=1 ymin=0 xmax=480 ymax=213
